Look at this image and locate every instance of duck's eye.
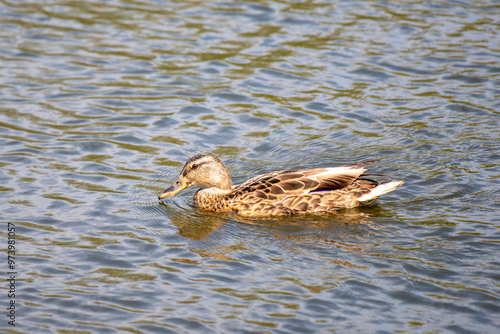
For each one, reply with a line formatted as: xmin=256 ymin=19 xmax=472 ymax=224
xmin=191 ymin=163 xmax=199 ymax=170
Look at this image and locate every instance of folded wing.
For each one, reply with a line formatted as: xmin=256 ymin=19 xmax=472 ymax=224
xmin=234 ymin=160 xmax=379 ymax=199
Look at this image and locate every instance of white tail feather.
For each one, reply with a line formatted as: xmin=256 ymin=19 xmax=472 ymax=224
xmin=357 ymin=181 xmax=404 ymax=202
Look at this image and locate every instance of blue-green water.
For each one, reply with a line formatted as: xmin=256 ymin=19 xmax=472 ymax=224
xmin=1 ymin=0 xmax=499 ymax=333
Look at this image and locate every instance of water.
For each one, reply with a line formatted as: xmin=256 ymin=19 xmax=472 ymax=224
xmin=1 ymin=0 xmax=499 ymax=333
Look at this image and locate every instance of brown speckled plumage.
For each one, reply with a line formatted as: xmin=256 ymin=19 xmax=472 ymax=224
xmin=158 ymin=152 xmax=404 ymax=216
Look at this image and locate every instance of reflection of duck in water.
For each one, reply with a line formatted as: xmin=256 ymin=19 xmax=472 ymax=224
xmin=158 ymin=152 xmax=403 ymax=217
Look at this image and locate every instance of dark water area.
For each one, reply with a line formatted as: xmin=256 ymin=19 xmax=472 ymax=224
xmin=1 ymin=0 xmax=499 ymax=333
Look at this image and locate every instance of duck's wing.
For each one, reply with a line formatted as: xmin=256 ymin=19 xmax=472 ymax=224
xmin=234 ymin=160 xmax=379 ymax=198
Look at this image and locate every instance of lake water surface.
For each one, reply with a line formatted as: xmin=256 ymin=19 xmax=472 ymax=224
xmin=1 ymin=0 xmax=500 ymax=333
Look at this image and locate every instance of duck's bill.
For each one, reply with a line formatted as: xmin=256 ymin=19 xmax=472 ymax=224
xmin=158 ymin=177 xmax=188 ymax=200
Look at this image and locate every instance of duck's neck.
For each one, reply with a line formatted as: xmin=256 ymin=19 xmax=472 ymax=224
xmin=193 ymin=186 xmax=233 ymax=211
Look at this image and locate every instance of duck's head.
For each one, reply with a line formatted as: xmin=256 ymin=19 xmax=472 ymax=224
xmin=158 ymin=152 xmax=232 ymax=200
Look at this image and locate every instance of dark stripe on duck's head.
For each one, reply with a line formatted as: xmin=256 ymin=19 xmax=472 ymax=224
xmin=182 ymin=161 xmax=210 ymax=177
xmin=181 ymin=152 xmax=219 ymax=177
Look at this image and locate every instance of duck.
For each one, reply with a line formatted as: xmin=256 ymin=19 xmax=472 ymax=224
xmin=158 ymin=152 xmax=404 ymax=216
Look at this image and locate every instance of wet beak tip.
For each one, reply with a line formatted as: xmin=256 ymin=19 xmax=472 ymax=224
xmin=158 ymin=178 xmax=188 ymax=201
xmin=158 ymin=191 xmax=170 ymax=200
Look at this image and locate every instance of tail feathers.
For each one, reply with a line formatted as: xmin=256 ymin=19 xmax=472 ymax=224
xmin=357 ymin=181 xmax=404 ymax=203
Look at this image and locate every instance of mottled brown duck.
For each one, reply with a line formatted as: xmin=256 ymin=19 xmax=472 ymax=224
xmin=158 ymin=152 xmax=404 ymax=216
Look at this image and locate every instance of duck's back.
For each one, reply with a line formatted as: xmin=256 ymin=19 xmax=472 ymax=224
xmin=226 ymin=161 xmax=401 ymax=216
